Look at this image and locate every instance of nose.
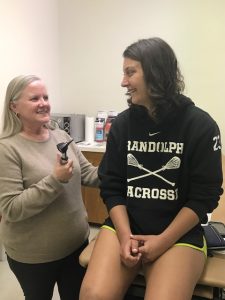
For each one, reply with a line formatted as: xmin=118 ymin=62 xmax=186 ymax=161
xmin=121 ymin=75 xmax=129 ymax=87
xmin=39 ymin=97 xmax=46 ymax=105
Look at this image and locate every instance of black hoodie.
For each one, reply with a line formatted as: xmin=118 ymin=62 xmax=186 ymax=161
xmin=99 ymin=95 xmax=223 ymax=245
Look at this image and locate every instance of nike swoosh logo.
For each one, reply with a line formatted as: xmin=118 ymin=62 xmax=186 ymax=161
xmin=149 ymin=131 xmax=160 ymax=136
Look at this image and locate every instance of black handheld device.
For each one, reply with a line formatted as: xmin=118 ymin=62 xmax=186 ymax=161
xmin=57 ymin=139 xmax=73 ymax=164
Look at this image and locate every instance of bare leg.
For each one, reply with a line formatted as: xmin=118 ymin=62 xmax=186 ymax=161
xmin=143 ymin=245 xmax=206 ymax=300
xmin=79 ymin=228 xmax=141 ymax=300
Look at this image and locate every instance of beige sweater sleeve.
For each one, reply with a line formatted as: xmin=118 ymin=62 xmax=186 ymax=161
xmin=0 ymin=140 xmax=63 ymax=222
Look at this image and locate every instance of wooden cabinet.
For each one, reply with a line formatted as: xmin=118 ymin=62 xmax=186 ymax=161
xmin=81 ymin=151 xmax=108 ymax=224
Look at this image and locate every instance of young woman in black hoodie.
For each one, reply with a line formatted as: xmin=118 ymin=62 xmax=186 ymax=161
xmin=80 ymin=37 xmax=223 ymax=300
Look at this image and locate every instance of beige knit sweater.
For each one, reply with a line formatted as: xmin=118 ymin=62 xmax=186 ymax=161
xmin=0 ymin=129 xmax=99 ymax=263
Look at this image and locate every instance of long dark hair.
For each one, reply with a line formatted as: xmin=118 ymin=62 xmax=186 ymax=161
xmin=123 ymin=37 xmax=185 ymax=120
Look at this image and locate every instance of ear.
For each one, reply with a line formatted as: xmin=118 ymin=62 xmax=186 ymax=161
xmin=10 ymin=101 xmax=17 ymax=113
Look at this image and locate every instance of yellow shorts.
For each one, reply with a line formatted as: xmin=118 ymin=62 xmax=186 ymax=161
xmin=101 ymin=225 xmax=207 ymax=257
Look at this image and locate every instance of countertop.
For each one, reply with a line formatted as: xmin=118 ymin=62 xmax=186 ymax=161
xmin=77 ymin=141 xmax=106 ymax=152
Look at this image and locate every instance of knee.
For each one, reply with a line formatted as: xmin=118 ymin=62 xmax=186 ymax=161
xmin=80 ymin=284 xmax=105 ymax=300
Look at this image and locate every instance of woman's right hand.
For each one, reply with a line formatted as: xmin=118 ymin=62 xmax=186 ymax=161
xmin=53 ymin=153 xmax=74 ymax=183
xmin=120 ymin=236 xmax=142 ymax=268
xmin=109 ymin=205 xmax=141 ymax=268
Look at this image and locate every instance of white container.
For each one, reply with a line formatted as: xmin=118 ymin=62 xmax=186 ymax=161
xmin=97 ymin=110 xmax=108 ymax=123
xmin=85 ymin=116 xmax=95 ymax=143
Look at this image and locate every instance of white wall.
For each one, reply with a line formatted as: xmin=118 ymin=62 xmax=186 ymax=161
xmin=59 ymin=0 xmax=225 ymax=148
xmin=0 ymin=0 xmax=224 ymax=149
xmin=0 ymin=0 xmax=61 ymax=123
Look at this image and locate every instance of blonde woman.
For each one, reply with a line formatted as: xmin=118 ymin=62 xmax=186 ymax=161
xmin=0 ymin=75 xmax=99 ymax=300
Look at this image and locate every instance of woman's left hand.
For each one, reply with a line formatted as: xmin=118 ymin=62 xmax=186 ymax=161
xmin=130 ymin=234 xmax=170 ymax=263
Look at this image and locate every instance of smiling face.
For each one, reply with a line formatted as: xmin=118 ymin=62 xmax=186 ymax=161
xmin=121 ymin=57 xmax=151 ymax=109
xmin=10 ymin=80 xmax=51 ymax=130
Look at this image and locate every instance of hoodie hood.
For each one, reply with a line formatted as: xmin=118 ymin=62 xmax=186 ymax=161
xmin=129 ymin=94 xmax=195 ymax=129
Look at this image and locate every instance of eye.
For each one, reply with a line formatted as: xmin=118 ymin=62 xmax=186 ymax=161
xmin=125 ymin=69 xmax=135 ymax=78
xmin=30 ymin=96 xmax=39 ymax=102
xmin=30 ymin=95 xmax=49 ymax=102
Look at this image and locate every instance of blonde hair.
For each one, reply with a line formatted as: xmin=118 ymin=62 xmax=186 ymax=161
xmin=0 ymin=75 xmax=41 ymax=139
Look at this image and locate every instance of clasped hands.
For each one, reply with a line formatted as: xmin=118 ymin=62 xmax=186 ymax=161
xmin=120 ymin=234 xmax=169 ymax=268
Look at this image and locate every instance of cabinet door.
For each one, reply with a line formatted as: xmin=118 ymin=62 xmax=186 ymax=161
xmin=81 ymin=151 xmax=108 ymax=224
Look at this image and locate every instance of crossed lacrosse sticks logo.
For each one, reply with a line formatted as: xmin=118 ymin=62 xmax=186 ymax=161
xmin=127 ymin=154 xmax=181 ymax=187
